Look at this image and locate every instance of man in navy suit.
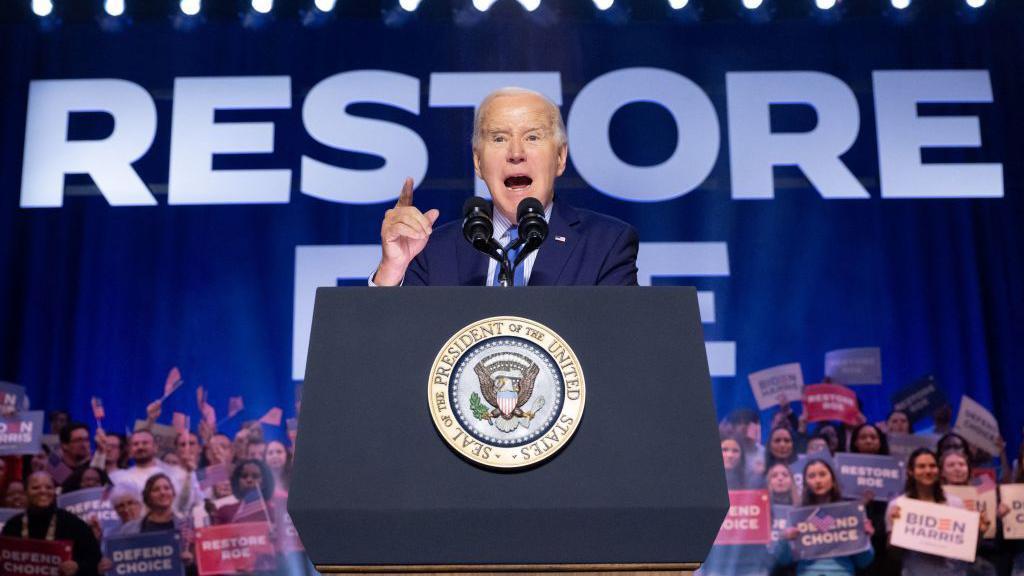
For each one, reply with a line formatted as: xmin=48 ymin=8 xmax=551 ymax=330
xmin=371 ymin=87 xmax=638 ymax=287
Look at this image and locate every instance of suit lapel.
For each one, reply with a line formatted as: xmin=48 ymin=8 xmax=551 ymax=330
xmin=529 ymin=201 xmax=580 ymax=286
xmin=456 ymin=229 xmax=489 ymax=286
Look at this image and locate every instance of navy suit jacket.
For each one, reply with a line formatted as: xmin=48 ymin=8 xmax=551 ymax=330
xmin=403 ymin=201 xmax=639 ymax=286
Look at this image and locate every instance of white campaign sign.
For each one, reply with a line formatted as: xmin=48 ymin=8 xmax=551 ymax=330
xmin=943 ymin=485 xmax=996 ymax=539
xmin=1000 ymin=484 xmax=1024 ymax=540
xmin=890 ymin=496 xmax=979 ymax=562
xmin=953 ymin=395 xmax=1001 ymax=456
xmin=748 ymin=363 xmax=804 ymax=410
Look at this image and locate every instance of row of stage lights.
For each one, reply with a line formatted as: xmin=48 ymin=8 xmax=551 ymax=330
xmin=28 ymin=0 xmax=992 ymax=18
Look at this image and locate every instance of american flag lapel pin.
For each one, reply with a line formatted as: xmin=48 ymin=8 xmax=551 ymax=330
xmin=555 ymin=235 xmax=566 ymax=243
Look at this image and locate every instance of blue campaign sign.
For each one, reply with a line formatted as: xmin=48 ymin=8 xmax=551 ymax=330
xmin=106 ymin=531 xmax=183 ymax=576
xmin=0 ymin=411 xmax=44 ymax=456
xmin=891 ymin=376 xmax=947 ymax=423
xmin=824 ymin=348 xmax=882 ymax=385
xmin=0 ymin=382 xmax=27 ymax=412
xmin=787 ymin=502 xmax=870 ymax=561
xmin=834 ymin=453 xmax=905 ymax=502
xmin=771 ymin=505 xmax=792 ymax=543
xmin=57 ymin=487 xmax=121 ymax=535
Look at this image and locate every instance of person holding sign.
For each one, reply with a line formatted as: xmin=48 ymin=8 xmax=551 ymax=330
xmin=117 ymin=473 xmax=196 ymax=569
xmin=776 ymin=459 xmax=875 ymax=575
xmin=939 ymin=450 xmax=1006 ymax=576
xmin=848 ymin=423 xmax=892 ymax=573
xmin=886 ymin=448 xmax=971 ymax=576
xmin=0 ymin=471 xmax=102 ymax=576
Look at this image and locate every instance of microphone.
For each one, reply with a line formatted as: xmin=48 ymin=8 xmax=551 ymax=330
xmin=462 ymin=197 xmax=493 ymax=247
xmin=512 ymin=198 xmax=548 ymax=267
xmin=462 ymin=197 xmax=509 ymax=282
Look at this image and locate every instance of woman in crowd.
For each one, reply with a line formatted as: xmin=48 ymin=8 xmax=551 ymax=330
xmin=0 ymin=471 xmax=103 ymax=576
xmin=767 ymin=462 xmax=800 ymax=506
xmin=118 ymin=474 xmax=195 ymax=572
xmin=4 ymin=479 xmax=25 ymax=507
xmin=61 ymin=466 xmax=110 ymax=493
xmin=101 ymin=483 xmax=144 ymax=539
xmin=805 ymin=434 xmax=832 ymax=456
xmin=90 ymin=430 xmax=127 ymax=475
xmin=887 ymin=448 xmax=970 ymax=576
xmin=777 ymin=459 xmax=875 ymax=575
xmin=721 ymin=435 xmax=764 ymax=490
xmin=939 ymin=450 xmax=1006 ymax=576
xmin=265 ymin=439 xmax=292 ymax=498
xmin=886 ymin=410 xmax=912 ymax=435
xmin=814 ymin=423 xmax=843 ymax=454
xmin=213 ymin=458 xmax=276 ymax=524
xmin=847 ymin=423 xmax=890 ymax=573
xmin=766 ymin=426 xmax=798 ymax=469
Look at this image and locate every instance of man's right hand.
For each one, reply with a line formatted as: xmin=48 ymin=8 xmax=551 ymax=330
xmin=374 ymin=177 xmax=440 ymax=286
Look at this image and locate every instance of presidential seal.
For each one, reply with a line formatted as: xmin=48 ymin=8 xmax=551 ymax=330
xmin=428 ymin=316 xmax=585 ymax=469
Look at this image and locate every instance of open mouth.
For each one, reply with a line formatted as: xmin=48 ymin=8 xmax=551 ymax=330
xmin=504 ymin=175 xmax=533 ymax=190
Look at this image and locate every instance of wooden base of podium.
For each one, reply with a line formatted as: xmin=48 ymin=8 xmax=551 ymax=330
xmin=315 ymin=564 xmax=700 ymax=575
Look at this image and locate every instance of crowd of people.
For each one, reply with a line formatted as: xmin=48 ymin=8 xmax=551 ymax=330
xmin=0 ymin=399 xmax=308 ymax=576
xmin=704 ymin=393 xmax=1024 ymax=576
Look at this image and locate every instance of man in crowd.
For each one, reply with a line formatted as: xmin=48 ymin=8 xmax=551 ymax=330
xmin=371 ymin=87 xmax=639 ymax=287
xmin=109 ymin=429 xmax=195 ymax=515
xmin=56 ymin=422 xmax=92 ymax=479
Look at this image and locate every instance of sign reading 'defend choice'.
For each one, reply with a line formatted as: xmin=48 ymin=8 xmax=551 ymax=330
xmin=273 ymin=499 xmax=304 ymax=553
xmin=0 ymin=411 xmax=44 ymax=456
xmin=787 ymin=502 xmax=870 ymax=561
xmin=57 ymin=487 xmax=120 ymax=535
xmin=953 ymin=395 xmax=1001 ymax=456
xmin=0 ymin=537 xmax=72 ymax=576
xmin=824 ymin=348 xmax=882 ymax=385
xmin=713 ymin=490 xmax=771 ymax=545
xmin=748 ymin=363 xmax=804 ymax=410
xmin=106 ymin=531 xmax=183 ymax=576
xmin=195 ymin=522 xmax=276 ymax=575
xmin=1000 ymin=484 xmax=1024 ymax=540
xmin=943 ymin=485 xmax=997 ymax=539
xmin=834 ymin=453 xmax=904 ymax=501
xmin=803 ymin=384 xmax=860 ymax=425
xmin=770 ymin=505 xmax=792 ymax=543
xmin=891 ymin=377 xmax=946 ymax=424
xmin=889 ymin=496 xmax=979 ymax=562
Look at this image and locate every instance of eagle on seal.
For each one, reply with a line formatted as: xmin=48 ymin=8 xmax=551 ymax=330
xmin=475 ymin=361 xmax=539 ymax=420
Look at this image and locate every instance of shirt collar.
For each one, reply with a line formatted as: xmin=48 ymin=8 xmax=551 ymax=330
xmin=492 ymin=201 xmax=553 ymax=240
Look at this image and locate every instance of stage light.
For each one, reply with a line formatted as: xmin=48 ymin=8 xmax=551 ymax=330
xmin=593 ymin=0 xmax=614 ymax=11
xmin=516 ymin=0 xmax=541 ymax=11
xmin=890 ymin=0 xmax=909 ymax=9
xmin=252 ymin=0 xmax=273 ymax=14
xmin=180 ymin=0 xmax=200 ymax=15
xmin=668 ymin=0 xmax=689 ymax=8
xmin=399 ymin=0 xmax=421 ymax=10
xmin=31 ymin=0 xmax=53 ymax=17
xmin=472 ymin=0 xmax=497 ymax=11
xmin=742 ymin=0 xmax=764 ymax=9
xmin=965 ymin=0 xmax=986 ymax=7
xmin=104 ymin=0 xmax=125 ymax=16
xmin=815 ymin=0 xmax=836 ymax=9
xmin=314 ymin=0 xmax=336 ymax=10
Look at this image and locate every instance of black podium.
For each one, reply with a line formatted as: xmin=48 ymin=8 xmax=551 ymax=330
xmin=290 ymin=287 xmax=727 ymax=573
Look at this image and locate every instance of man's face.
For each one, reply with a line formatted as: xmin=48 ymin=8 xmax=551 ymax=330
xmin=130 ymin=432 xmax=156 ymax=463
xmin=175 ymin=432 xmax=200 ymax=467
xmin=473 ymin=93 xmax=567 ymax=222
xmin=63 ymin=428 xmax=91 ymax=462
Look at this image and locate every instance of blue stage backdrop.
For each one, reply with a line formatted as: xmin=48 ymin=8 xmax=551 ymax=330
xmin=0 ymin=3 xmax=1021 ymax=451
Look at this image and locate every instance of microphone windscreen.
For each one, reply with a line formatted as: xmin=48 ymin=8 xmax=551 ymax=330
xmin=463 ymin=196 xmax=492 ymax=218
xmin=516 ymin=197 xmax=544 ymax=222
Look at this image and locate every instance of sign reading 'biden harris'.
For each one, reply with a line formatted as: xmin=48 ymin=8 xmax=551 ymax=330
xmin=429 ymin=317 xmax=585 ymax=469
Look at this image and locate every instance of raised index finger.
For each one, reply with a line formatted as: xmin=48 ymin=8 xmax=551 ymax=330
xmin=395 ymin=177 xmax=414 ymax=207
